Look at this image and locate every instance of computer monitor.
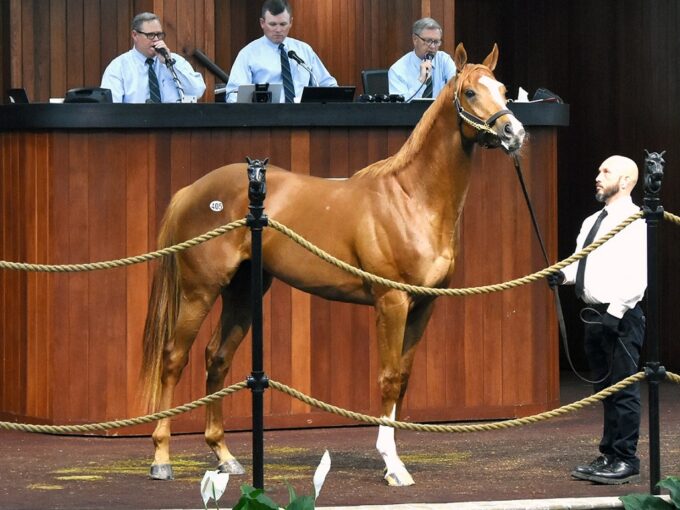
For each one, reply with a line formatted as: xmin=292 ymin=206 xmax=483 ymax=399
xmin=7 ymin=88 xmax=29 ymax=104
xmin=300 ymin=86 xmax=356 ymax=103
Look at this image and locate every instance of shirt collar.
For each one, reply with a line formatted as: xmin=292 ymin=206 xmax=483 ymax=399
xmin=603 ymin=195 xmax=634 ymax=215
xmin=263 ymin=35 xmax=289 ymax=50
xmin=133 ymin=47 xmax=155 ymax=65
xmin=410 ymin=50 xmax=435 ymax=67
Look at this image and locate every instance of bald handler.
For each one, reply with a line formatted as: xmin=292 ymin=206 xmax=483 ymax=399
xmin=549 ymin=155 xmax=647 ymax=484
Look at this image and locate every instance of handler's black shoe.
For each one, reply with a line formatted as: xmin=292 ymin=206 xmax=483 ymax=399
xmin=588 ymin=458 xmax=640 ymax=485
xmin=571 ymin=455 xmax=613 ymax=480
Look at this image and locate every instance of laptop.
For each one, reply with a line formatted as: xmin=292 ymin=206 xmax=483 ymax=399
xmin=236 ymin=83 xmax=283 ymax=103
xmin=300 ymin=86 xmax=356 ymax=103
xmin=7 ymin=88 xmax=29 ymax=104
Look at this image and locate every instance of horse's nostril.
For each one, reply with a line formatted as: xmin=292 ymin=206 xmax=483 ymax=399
xmin=504 ymin=123 xmax=513 ymax=136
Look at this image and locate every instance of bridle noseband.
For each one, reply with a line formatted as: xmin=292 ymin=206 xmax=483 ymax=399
xmin=454 ymin=94 xmax=512 ymax=141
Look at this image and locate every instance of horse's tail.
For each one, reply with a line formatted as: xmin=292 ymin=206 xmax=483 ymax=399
xmin=140 ymin=190 xmax=185 ymax=412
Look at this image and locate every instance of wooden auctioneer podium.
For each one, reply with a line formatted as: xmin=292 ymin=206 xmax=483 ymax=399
xmin=0 ymin=100 xmax=568 ymax=434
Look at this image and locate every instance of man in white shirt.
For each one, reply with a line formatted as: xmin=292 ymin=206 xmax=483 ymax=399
xmin=388 ymin=18 xmax=456 ymax=101
xmin=549 ymin=155 xmax=646 ymax=485
xmin=225 ymin=0 xmax=337 ymax=103
xmin=101 ymin=12 xmax=206 ymax=103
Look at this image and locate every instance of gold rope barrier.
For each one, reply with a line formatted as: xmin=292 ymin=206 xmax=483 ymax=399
xmin=0 ymin=381 xmax=247 ymax=435
xmin=0 ymin=219 xmax=247 ymax=273
xmin=6 ymin=372 xmax=680 ymax=436
xmin=268 ymin=211 xmax=643 ymax=296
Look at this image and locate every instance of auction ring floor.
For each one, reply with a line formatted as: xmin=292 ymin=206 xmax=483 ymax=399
xmin=1 ymin=373 xmax=678 ymax=509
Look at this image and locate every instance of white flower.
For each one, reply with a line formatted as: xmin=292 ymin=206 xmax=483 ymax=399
xmin=313 ymin=450 xmax=331 ymax=500
xmin=200 ymin=470 xmax=230 ymax=507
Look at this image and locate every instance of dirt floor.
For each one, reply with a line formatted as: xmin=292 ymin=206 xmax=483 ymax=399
xmin=1 ymin=374 xmax=679 ymax=510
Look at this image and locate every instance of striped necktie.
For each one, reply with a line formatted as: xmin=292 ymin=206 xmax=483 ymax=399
xmin=422 ymin=76 xmax=433 ymax=98
xmin=279 ymin=44 xmax=295 ymax=103
xmin=146 ymin=58 xmax=161 ymax=103
xmin=575 ymin=208 xmax=608 ymax=299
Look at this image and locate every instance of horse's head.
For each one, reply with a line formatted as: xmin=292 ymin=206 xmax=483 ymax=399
xmin=452 ymin=43 xmax=525 ymax=153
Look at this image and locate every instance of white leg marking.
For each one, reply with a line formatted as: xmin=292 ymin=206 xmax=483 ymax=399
xmin=375 ymin=405 xmax=415 ymax=486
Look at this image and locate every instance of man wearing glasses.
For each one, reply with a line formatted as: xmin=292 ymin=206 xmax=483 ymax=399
xmin=388 ymin=18 xmax=456 ymax=101
xmin=101 ymin=12 xmax=206 ymax=103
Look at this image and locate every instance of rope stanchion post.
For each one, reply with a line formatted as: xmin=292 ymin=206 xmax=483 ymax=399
xmin=643 ymin=150 xmax=665 ymax=494
xmin=245 ymin=157 xmax=270 ymax=490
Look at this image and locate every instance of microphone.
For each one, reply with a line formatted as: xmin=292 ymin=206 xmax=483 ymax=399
xmin=287 ymin=50 xmax=305 ymax=66
xmin=155 ymin=46 xmax=176 ymax=66
xmin=287 ymin=50 xmax=318 ymax=86
xmin=423 ymin=52 xmax=434 ymax=80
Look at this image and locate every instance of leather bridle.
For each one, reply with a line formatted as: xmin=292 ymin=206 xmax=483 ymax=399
xmin=454 ymin=93 xmax=513 ymax=144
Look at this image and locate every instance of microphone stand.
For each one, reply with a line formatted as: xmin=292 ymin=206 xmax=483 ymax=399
xmin=296 ymin=62 xmax=318 ymax=87
xmin=163 ymin=55 xmax=186 ymax=102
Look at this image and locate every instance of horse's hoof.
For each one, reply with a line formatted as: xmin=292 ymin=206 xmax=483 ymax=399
xmin=217 ymin=458 xmax=246 ymax=475
xmin=384 ymin=469 xmax=415 ymax=487
xmin=149 ymin=464 xmax=174 ymax=480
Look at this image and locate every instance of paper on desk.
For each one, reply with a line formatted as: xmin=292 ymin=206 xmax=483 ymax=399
xmin=516 ymin=87 xmax=530 ymax=102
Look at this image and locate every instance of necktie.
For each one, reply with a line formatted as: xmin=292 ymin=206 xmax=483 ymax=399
xmin=575 ymin=209 xmax=608 ymax=299
xmin=146 ymin=58 xmax=161 ymax=103
xmin=422 ymin=76 xmax=433 ymax=98
xmin=279 ymin=43 xmax=295 ymax=103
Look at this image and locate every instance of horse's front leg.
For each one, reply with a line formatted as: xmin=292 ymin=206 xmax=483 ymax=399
xmin=374 ymin=289 xmax=415 ymax=487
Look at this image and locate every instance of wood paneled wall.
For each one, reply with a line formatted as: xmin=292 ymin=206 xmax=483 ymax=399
xmin=0 ymin=124 xmax=559 ymax=430
xmin=457 ymin=0 xmax=680 ymax=370
xmin=2 ymin=0 xmax=455 ymax=103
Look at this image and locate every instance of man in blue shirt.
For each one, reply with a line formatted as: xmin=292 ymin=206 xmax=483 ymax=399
xmin=388 ymin=18 xmax=456 ymax=101
xmin=225 ymin=0 xmax=337 ymax=103
xmin=101 ymin=12 xmax=206 ymax=103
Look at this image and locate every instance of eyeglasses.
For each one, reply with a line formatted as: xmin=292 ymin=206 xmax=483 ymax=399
xmin=414 ymin=33 xmax=443 ymax=47
xmin=135 ymin=30 xmax=166 ymax=41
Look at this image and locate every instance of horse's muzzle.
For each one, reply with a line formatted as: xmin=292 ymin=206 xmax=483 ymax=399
xmin=497 ymin=118 xmax=525 ymax=153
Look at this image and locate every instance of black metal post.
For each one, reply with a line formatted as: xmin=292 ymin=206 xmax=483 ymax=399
xmin=245 ymin=157 xmax=269 ymax=490
xmin=642 ymin=150 xmax=665 ymax=494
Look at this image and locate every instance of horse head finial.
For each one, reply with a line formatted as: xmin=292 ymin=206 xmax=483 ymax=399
xmin=246 ymin=157 xmax=269 ymax=206
xmin=643 ymin=150 xmax=665 ymax=196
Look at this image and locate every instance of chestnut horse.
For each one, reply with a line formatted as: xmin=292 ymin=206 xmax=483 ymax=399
xmin=141 ymin=43 xmax=525 ymax=486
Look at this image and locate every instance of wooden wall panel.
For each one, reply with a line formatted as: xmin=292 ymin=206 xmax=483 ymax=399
xmin=0 ymin=120 xmax=559 ymax=431
xmin=4 ymin=0 xmax=214 ymax=103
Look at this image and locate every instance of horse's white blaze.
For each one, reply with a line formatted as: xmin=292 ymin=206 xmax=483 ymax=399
xmin=479 ymin=75 xmax=524 ymax=148
xmin=376 ymin=405 xmax=402 ymax=474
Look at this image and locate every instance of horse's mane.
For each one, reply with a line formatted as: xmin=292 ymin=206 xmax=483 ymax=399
xmin=353 ymin=64 xmax=488 ymax=179
xmin=353 ymin=70 xmax=461 ymax=178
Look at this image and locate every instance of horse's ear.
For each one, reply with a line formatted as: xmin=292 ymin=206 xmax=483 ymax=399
xmin=482 ymin=43 xmax=499 ymax=71
xmin=263 ymin=158 xmax=269 ymax=166
xmin=454 ymin=43 xmax=468 ymax=73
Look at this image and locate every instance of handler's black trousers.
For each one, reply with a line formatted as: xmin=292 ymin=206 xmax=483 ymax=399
xmin=583 ymin=303 xmax=645 ymax=470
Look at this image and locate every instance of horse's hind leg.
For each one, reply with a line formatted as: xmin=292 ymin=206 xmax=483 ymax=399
xmin=204 ymin=266 xmax=273 ymax=474
xmin=150 ymin=290 xmax=217 ymax=480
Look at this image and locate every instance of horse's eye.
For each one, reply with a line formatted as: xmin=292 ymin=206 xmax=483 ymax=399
xmin=464 ymin=89 xmax=476 ymax=99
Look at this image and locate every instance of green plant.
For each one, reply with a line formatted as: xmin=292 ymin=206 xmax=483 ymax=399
xmin=620 ymin=476 xmax=680 ymax=509
xmin=201 ymin=450 xmax=330 ymax=510
xmin=233 ymin=483 xmax=315 ymax=510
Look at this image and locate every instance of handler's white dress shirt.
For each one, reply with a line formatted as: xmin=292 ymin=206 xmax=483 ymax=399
xmin=562 ymin=196 xmax=647 ymax=318
xmin=101 ymin=48 xmax=206 ymax=103
xmin=225 ymin=36 xmax=337 ymax=103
